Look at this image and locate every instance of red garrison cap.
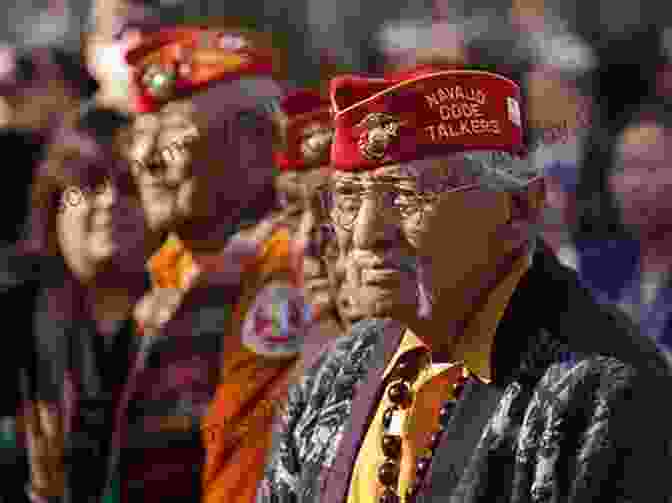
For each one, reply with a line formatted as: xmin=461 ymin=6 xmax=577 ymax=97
xmin=125 ymin=26 xmax=276 ymax=113
xmin=275 ymin=88 xmax=333 ymax=171
xmin=330 ymin=67 xmax=524 ymax=171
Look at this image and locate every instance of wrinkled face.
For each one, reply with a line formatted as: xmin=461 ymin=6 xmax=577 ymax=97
xmin=56 ymin=152 xmax=150 ymax=283
xmin=128 ymin=100 xmax=198 ymax=234
xmin=128 ymin=80 xmax=280 ymax=250
xmin=323 ymin=236 xmax=362 ymax=327
xmin=325 ymin=156 xmax=479 ymax=323
xmin=610 ymin=123 xmax=672 ymax=238
xmin=290 ymin=167 xmax=336 ymax=313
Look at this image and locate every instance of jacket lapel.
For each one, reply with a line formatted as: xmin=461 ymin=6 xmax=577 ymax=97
xmin=321 ymin=319 xmax=405 ymax=503
xmin=417 ymin=379 xmax=504 ymax=503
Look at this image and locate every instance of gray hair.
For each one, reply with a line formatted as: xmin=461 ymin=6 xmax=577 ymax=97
xmin=460 ymin=151 xmax=541 ymax=192
xmin=458 ymin=151 xmax=542 ymax=258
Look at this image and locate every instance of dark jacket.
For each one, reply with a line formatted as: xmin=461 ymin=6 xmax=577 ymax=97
xmin=0 ymin=250 xmax=46 ymax=503
xmin=0 ymin=245 xmax=244 ymax=503
xmin=258 ymin=244 xmax=672 ymax=503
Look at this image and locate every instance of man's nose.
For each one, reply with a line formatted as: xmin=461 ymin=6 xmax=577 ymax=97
xmin=131 ymin=136 xmax=158 ymax=178
xmin=307 ymin=135 xmax=327 ymax=151
xmin=352 ymin=192 xmax=401 ymax=250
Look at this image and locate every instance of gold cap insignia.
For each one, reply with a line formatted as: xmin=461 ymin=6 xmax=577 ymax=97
xmin=300 ymin=122 xmax=334 ymax=165
xmin=356 ymin=112 xmax=405 ymax=161
xmin=142 ymin=64 xmax=177 ymax=100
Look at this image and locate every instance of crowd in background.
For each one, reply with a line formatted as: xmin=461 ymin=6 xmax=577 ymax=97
xmin=0 ymin=0 xmax=671 ymax=502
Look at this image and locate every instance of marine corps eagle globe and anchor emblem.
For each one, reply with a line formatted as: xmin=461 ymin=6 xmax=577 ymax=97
xmin=356 ymin=112 xmax=407 ymax=161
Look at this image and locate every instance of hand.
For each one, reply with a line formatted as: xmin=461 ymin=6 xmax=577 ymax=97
xmin=135 ymin=287 xmax=184 ymax=335
xmin=23 ymin=401 xmax=65 ymax=498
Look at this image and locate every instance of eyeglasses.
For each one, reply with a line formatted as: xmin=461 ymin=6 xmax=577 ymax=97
xmin=319 ymin=178 xmax=483 ymax=232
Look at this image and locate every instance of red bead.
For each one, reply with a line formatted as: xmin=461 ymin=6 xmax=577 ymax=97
xmin=379 ymin=488 xmax=400 ymax=503
xmin=381 ymin=435 xmax=402 ymax=458
xmin=393 ymin=350 xmax=430 ymax=381
xmin=395 ymin=361 xmax=418 ymax=381
xmin=378 ymin=460 xmax=399 ymax=486
xmin=388 ymin=381 xmax=413 ymax=408
xmin=406 ymin=484 xmax=419 ymax=503
xmin=416 ymin=456 xmax=431 ymax=475
xmin=430 ymin=431 xmax=444 ymax=449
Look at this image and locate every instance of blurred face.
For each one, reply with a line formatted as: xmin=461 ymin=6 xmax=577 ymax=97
xmin=56 ymin=146 xmax=151 ymax=283
xmin=541 ymin=176 xmax=573 ymax=236
xmin=85 ymin=1 xmax=161 ymax=107
xmin=275 ymin=170 xmax=310 ymax=235
xmin=128 ymin=80 xmax=280 ymax=251
xmin=290 ymin=167 xmax=335 ymax=313
xmin=85 ymin=33 xmax=136 ymax=106
xmin=324 ymin=156 xmax=478 ymax=323
xmin=610 ymin=123 xmax=672 ymax=238
xmin=275 ymin=121 xmax=334 ymax=235
xmin=1 ymin=52 xmax=77 ymax=132
xmin=128 ymin=102 xmax=198 ymax=234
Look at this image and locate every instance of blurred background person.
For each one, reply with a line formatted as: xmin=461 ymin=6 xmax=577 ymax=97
xmin=261 ymin=66 xmax=670 ymax=503
xmin=606 ymin=105 xmax=672 ymax=338
xmin=572 ymin=27 xmax=670 ymax=315
xmin=123 ymin=24 xmax=300 ymax=503
xmin=0 ymin=42 xmax=98 ymax=503
xmin=531 ymin=136 xmax=584 ymax=270
xmin=83 ymin=0 xmax=166 ymax=115
xmin=0 ymin=45 xmax=97 ymax=137
xmin=0 ymin=104 xmax=158 ymax=503
xmin=269 ymin=88 xmax=345 ymax=374
xmin=540 ymin=158 xmax=579 ymax=268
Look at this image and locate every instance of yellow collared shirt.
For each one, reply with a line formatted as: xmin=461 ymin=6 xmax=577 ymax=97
xmin=347 ymin=253 xmax=529 ymax=503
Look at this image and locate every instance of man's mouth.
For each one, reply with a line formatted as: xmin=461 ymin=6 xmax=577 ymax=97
xmin=304 ymin=276 xmax=330 ymax=291
xmin=264 ymin=334 xmax=291 ymax=343
xmin=263 ymin=330 xmax=300 ymax=344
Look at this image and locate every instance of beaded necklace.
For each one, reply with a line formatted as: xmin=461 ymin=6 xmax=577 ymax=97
xmin=377 ymin=350 xmax=471 ymax=503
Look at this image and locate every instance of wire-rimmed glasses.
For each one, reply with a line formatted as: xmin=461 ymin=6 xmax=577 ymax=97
xmin=318 ymin=177 xmax=483 ymax=232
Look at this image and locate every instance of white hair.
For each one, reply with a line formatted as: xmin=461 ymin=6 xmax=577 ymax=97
xmin=459 ymin=151 xmax=542 ymax=258
xmin=460 ymin=151 xmax=541 ymax=191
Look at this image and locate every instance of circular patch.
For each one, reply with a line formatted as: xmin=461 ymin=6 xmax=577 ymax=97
xmin=241 ymin=284 xmax=310 ymax=358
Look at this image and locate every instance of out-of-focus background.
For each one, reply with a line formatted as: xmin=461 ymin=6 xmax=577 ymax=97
xmin=3 ymin=0 xmax=667 ymax=85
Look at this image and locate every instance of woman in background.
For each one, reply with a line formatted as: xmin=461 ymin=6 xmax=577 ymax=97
xmin=4 ymin=104 xmax=160 ymax=503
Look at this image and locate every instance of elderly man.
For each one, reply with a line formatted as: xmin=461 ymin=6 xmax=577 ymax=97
xmin=200 ymin=87 xmax=337 ymax=503
xmin=259 ymin=67 xmax=669 ymax=503
xmin=121 ymin=26 xmax=303 ymax=503
xmin=275 ymin=89 xmax=350 ymax=361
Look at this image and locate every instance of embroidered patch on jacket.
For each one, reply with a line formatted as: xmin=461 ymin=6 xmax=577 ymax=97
xmin=241 ymin=284 xmax=309 ymax=358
